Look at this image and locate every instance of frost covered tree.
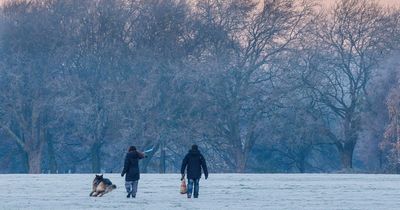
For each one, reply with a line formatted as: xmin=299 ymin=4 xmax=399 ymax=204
xmin=302 ymin=0 xmax=399 ymax=169
xmin=190 ymin=0 xmax=314 ymax=172
xmin=119 ymin=0 xmax=195 ymax=173
xmin=0 ymin=1 xmax=68 ymax=173
xmin=381 ymin=81 xmax=400 ymax=173
xmin=1 ymin=0 xmax=400 ymax=174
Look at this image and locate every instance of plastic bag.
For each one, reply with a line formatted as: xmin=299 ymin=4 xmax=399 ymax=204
xmin=180 ymin=179 xmax=187 ymax=194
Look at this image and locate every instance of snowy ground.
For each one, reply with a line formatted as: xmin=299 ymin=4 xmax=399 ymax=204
xmin=0 ymin=174 xmax=399 ymax=210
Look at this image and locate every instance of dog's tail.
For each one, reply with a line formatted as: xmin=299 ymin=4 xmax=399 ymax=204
xmin=111 ymin=184 xmax=117 ymax=189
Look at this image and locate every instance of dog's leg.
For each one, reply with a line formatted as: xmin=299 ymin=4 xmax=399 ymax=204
xmin=97 ymin=191 xmax=105 ymax=197
xmin=90 ymin=184 xmax=97 ymax=197
xmin=89 ymin=191 xmax=94 ymax=197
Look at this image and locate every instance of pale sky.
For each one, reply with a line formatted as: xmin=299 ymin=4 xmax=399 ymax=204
xmin=323 ymin=0 xmax=400 ymax=7
xmin=1 ymin=0 xmax=399 ymax=7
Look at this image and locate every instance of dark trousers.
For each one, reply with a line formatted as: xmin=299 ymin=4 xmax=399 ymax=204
xmin=187 ymin=179 xmax=200 ymax=198
xmin=125 ymin=181 xmax=138 ymax=196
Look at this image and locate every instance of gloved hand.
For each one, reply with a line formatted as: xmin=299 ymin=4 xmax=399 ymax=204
xmin=180 ymin=174 xmax=185 ymax=181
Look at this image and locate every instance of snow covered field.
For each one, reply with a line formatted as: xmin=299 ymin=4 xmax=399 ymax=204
xmin=0 ymin=174 xmax=399 ymax=210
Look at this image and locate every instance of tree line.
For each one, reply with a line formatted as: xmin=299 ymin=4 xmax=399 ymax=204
xmin=1 ymin=0 xmax=400 ymax=174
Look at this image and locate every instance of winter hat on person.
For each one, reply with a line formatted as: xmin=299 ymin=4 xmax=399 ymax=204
xmin=191 ymin=144 xmax=198 ymax=151
xmin=128 ymin=146 xmax=137 ymax=152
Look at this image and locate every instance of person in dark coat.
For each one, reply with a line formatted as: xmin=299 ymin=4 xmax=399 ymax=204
xmin=181 ymin=144 xmax=208 ymax=198
xmin=121 ymin=146 xmax=145 ymax=198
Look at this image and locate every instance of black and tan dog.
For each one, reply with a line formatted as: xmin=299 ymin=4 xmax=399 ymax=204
xmin=90 ymin=174 xmax=117 ymax=197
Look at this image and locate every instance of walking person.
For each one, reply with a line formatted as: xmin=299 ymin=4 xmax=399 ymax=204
xmin=181 ymin=144 xmax=208 ymax=198
xmin=121 ymin=146 xmax=145 ymax=198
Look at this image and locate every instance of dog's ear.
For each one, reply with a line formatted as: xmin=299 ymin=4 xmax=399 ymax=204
xmin=100 ymin=174 xmax=103 ymax=178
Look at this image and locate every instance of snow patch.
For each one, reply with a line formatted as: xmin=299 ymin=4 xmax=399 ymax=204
xmin=0 ymin=174 xmax=399 ymax=210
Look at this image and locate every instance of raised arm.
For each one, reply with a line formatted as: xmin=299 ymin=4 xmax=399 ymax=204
xmin=137 ymin=151 xmax=145 ymax=159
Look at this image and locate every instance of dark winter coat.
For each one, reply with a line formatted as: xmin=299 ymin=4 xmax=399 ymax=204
xmin=121 ymin=151 xmax=144 ymax=181
xmin=181 ymin=149 xmax=208 ymax=180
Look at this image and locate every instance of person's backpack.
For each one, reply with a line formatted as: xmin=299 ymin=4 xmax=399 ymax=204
xmin=180 ymin=179 xmax=187 ymax=194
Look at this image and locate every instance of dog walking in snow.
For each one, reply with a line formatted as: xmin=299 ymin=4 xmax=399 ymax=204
xmin=89 ymin=174 xmax=117 ymax=197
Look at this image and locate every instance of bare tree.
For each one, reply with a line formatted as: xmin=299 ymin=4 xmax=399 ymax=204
xmin=381 ymin=78 xmax=400 ymax=173
xmin=192 ymin=0 xmax=314 ymax=172
xmin=302 ymin=0 xmax=398 ymax=169
xmin=1 ymin=0 xmax=399 ymax=174
xmin=0 ymin=1 xmax=70 ymax=173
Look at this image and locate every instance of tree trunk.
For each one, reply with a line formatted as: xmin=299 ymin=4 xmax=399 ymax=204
xmin=230 ymin=118 xmax=247 ymax=173
xmin=339 ymin=114 xmax=358 ymax=170
xmin=159 ymin=140 xmax=166 ymax=173
xmin=340 ymin=142 xmax=355 ymax=169
xmin=25 ymin=124 xmax=45 ymax=174
xmin=235 ymin=149 xmax=246 ymax=173
xmin=27 ymin=150 xmax=42 ymax=174
xmin=91 ymin=143 xmax=101 ymax=173
xmin=18 ymin=145 xmax=30 ymax=173
xmin=46 ymin=132 xmax=57 ymax=173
